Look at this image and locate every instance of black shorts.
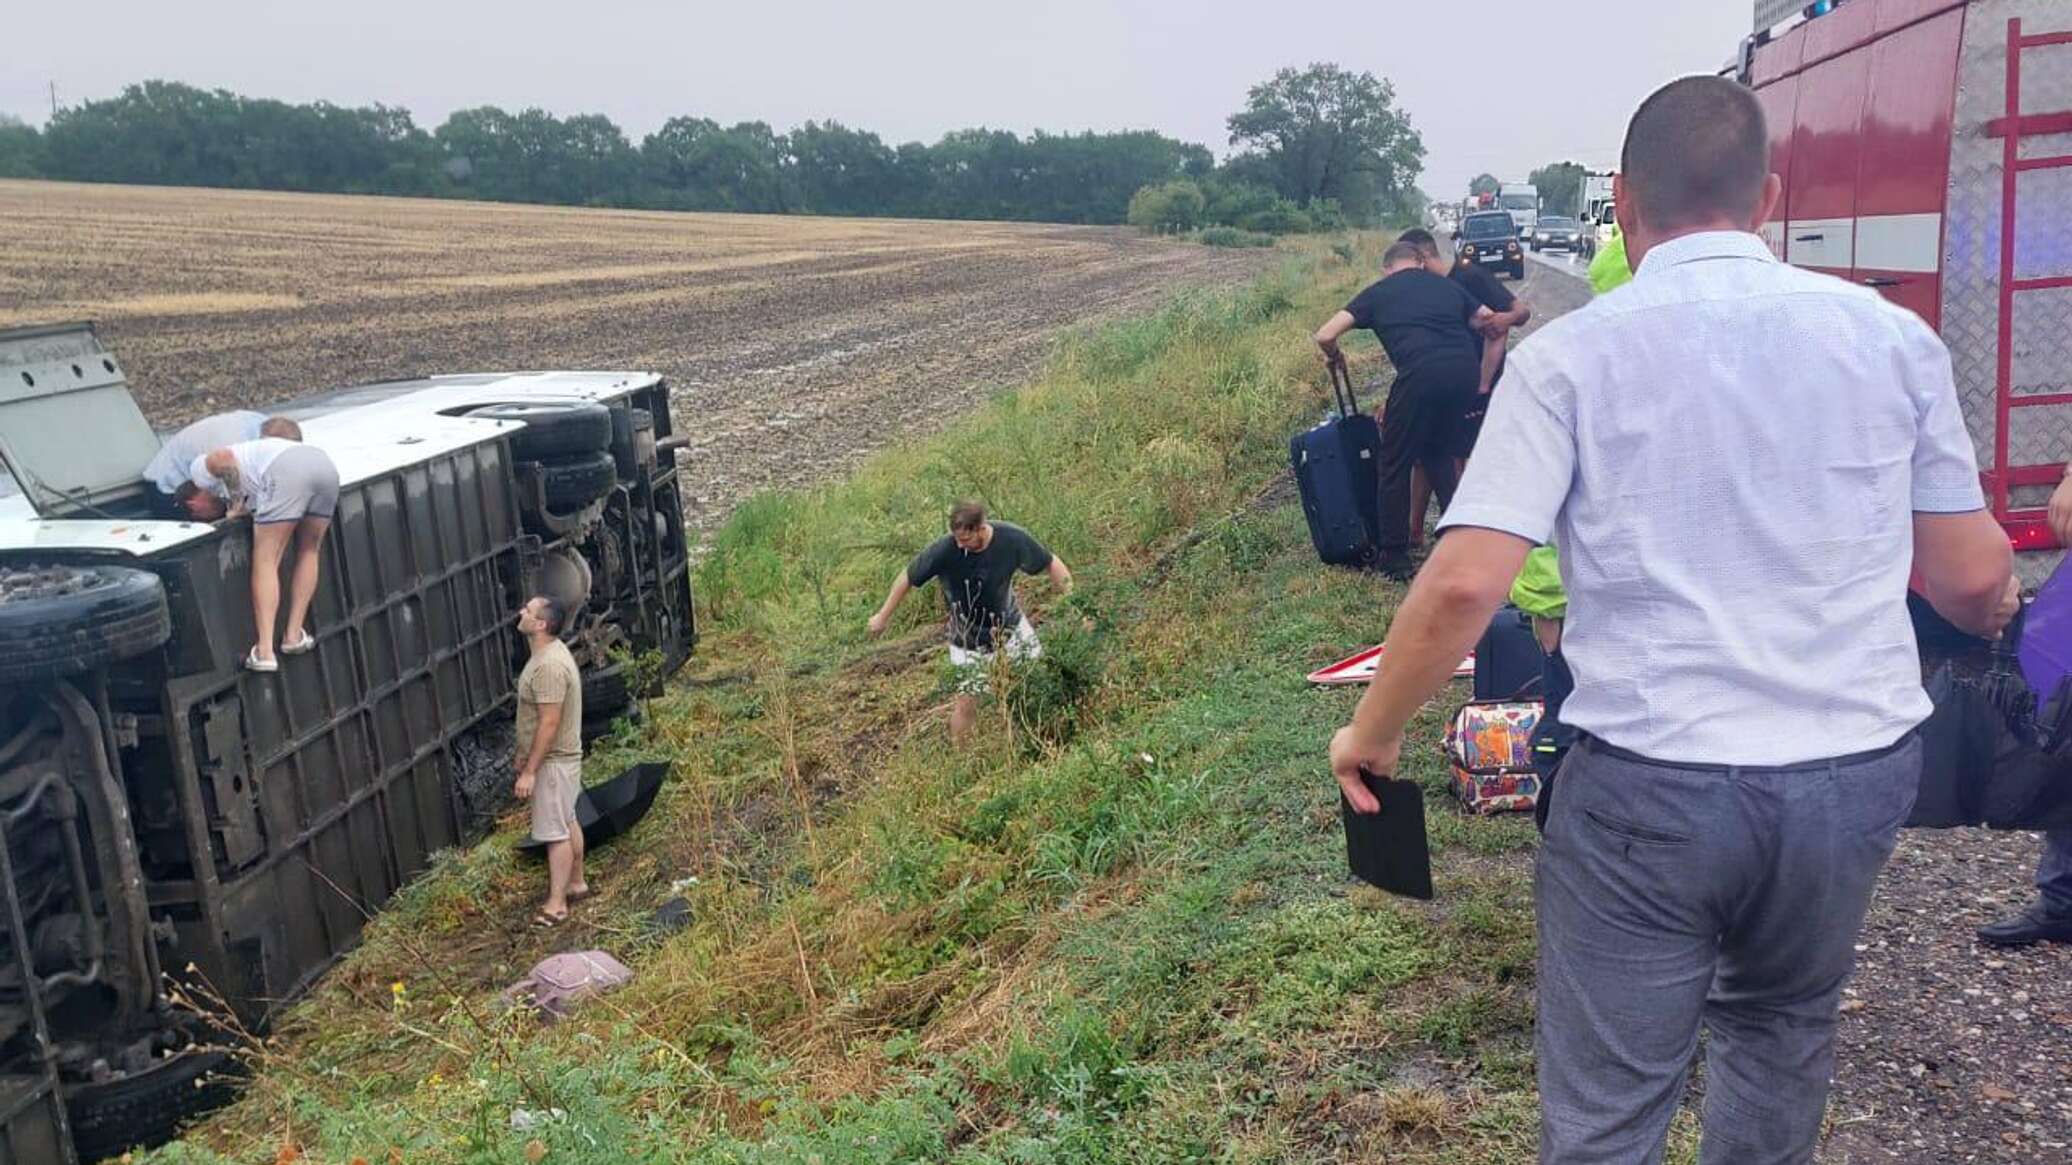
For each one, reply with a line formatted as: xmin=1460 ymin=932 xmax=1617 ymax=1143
xmin=1452 ymin=361 xmax=1507 ymax=459
xmin=1451 ymin=393 xmax=1490 ymax=459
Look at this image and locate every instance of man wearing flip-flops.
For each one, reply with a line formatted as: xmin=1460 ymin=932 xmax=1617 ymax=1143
xmin=513 ymin=594 xmax=588 ymax=928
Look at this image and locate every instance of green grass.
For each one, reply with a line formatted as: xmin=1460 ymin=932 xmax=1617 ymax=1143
xmin=1196 ymin=226 xmax=1277 ymax=249
xmin=149 ymin=236 xmax=1704 ymax=1165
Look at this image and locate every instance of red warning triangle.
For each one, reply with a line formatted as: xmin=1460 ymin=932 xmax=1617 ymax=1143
xmin=1307 ymin=644 xmax=1476 ymax=687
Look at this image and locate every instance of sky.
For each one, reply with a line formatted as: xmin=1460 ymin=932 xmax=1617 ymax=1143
xmin=3 ymin=0 xmax=1755 ymax=201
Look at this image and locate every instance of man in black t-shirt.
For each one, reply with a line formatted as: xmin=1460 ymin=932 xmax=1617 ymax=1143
xmin=868 ymin=500 xmax=1074 ymax=746
xmin=1395 ymin=229 xmax=1535 ymax=545
xmin=1403 ymin=228 xmax=1533 ymax=457
xmin=1313 ymin=241 xmax=1495 ymax=580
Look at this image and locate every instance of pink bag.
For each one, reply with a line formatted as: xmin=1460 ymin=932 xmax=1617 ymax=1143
xmin=502 ymin=949 xmax=632 ymax=1020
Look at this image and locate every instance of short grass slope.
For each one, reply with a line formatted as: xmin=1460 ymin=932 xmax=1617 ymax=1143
xmin=151 ymin=238 xmax=1702 ymax=1165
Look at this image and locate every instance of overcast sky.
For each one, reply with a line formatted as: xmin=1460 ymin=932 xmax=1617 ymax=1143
xmin=5 ymin=1 xmax=1754 ymax=200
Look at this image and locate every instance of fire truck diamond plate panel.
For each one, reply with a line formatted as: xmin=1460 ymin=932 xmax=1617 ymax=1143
xmin=1942 ymin=0 xmax=2072 ymax=471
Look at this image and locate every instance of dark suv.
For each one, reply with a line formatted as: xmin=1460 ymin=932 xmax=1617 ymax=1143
xmin=1455 ymin=211 xmax=1525 ymax=280
xmin=1531 ymin=215 xmax=1581 ymax=253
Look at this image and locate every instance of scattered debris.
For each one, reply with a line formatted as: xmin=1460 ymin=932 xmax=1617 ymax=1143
xmin=651 ymin=897 xmax=694 ymax=936
xmin=509 ymin=1108 xmax=566 ymax=1132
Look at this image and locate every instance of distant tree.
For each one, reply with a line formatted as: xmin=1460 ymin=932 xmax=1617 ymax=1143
xmin=1126 ymin=179 xmax=1205 ymax=233
xmin=639 ymin=117 xmax=788 ymax=212
xmin=1530 ymin=161 xmax=1588 ymax=216
xmin=433 ymin=106 xmax=526 ymax=200
xmin=1470 ymin=173 xmax=1501 ymax=197
xmin=0 ymin=113 xmax=40 ymax=178
xmin=1225 ymin=63 xmax=1424 ymax=226
xmin=43 ymin=82 xmax=240 ymax=186
xmin=787 ymin=121 xmax=900 ymax=216
xmin=1380 ymin=184 xmax=1428 ymax=227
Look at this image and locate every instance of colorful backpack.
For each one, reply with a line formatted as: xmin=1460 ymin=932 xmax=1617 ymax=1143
xmin=1443 ymin=700 xmax=1544 ymax=815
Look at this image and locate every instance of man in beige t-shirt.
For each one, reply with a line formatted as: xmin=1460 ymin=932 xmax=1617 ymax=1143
xmin=513 ymin=594 xmax=586 ymax=927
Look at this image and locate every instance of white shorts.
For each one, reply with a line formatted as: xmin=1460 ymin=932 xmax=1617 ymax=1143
xmin=947 ymin=620 xmax=1042 ymax=696
xmin=529 ymin=759 xmax=584 ymax=843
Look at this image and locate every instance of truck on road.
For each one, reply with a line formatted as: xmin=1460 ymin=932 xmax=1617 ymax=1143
xmin=0 ymin=322 xmax=697 ymax=1162
xmin=1572 ymin=170 xmax=1616 ymax=257
xmin=1497 ymin=182 xmax=1541 ymax=239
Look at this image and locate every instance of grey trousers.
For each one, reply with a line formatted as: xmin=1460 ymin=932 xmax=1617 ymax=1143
xmin=2039 ymin=828 xmax=2072 ymax=916
xmin=1535 ymin=734 xmax=1919 ymax=1165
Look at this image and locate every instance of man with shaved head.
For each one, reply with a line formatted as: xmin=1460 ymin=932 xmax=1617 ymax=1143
xmin=1325 ymin=76 xmax=2016 ymax=1161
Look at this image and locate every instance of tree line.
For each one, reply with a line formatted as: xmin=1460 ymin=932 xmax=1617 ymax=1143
xmin=0 ymin=65 xmax=1425 ymax=230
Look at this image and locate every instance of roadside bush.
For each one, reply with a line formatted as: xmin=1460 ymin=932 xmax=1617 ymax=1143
xmin=1004 ymin=609 xmax=1110 ymax=748
xmin=1237 ymin=197 xmax=1313 ymax=235
xmin=1305 ymin=197 xmax=1347 ymax=232
xmin=1202 ymin=181 xmax=1278 ymax=228
xmin=1125 ymin=179 xmax=1205 ymax=234
xmin=1197 ymin=227 xmax=1275 ymax=249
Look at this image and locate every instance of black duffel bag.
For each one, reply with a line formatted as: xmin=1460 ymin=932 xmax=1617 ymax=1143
xmin=1909 ymin=603 xmax=2072 ymax=831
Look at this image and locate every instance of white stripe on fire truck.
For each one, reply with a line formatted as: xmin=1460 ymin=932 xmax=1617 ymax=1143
xmin=1852 ymin=213 xmax=1943 ymax=274
xmin=1773 ymin=213 xmax=1944 ymax=274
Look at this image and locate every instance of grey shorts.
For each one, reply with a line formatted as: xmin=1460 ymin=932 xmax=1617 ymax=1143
xmin=256 ymin=444 xmax=340 ymax=525
xmin=529 ymin=758 xmax=584 ymax=843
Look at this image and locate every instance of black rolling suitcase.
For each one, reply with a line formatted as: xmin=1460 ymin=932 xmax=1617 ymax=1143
xmin=1291 ymin=361 xmax=1383 ymax=568
xmin=1474 ymin=604 xmax=1545 ymax=700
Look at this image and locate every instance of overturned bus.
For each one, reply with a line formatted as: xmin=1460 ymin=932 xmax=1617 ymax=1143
xmin=0 ymin=322 xmax=696 ymax=1162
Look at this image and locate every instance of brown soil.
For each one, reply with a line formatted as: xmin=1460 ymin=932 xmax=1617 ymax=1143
xmin=0 ymin=179 xmax=1274 ymax=532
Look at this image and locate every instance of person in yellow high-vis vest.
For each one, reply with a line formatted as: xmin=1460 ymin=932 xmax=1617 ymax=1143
xmin=1517 ymin=224 xmax=1631 ymax=825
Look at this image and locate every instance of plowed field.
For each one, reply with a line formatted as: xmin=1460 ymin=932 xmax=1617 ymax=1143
xmin=0 ymin=179 xmax=1273 ymax=530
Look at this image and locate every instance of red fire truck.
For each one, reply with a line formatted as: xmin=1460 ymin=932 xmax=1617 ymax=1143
xmin=1739 ymin=0 xmax=2072 ymax=581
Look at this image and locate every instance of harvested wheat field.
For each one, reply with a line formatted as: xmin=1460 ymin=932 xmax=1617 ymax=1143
xmin=0 ymin=179 xmax=1274 ymax=530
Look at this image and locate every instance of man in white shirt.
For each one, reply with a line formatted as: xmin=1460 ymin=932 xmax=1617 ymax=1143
xmin=142 ymin=411 xmax=300 ymax=518
xmin=1326 ymin=77 xmax=2017 ymax=1162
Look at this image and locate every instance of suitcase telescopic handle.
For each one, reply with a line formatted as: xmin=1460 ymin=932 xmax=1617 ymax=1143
xmin=1329 ymin=359 xmax=1362 ymax=418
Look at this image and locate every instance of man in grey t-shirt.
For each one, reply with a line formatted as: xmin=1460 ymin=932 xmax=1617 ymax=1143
xmin=1326 ymin=78 xmax=2017 ymax=1162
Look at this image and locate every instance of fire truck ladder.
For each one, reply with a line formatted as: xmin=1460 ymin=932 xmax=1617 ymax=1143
xmin=1988 ymin=15 xmax=2072 ymax=550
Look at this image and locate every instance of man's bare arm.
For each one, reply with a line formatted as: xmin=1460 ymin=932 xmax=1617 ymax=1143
xmin=1330 ymin=528 xmax=1530 ymax=812
xmin=1913 ymin=511 xmax=2017 ymax=637
xmin=1475 ymin=302 xmax=1529 ymax=340
xmin=1477 ymin=335 xmax=1505 ymax=395
xmin=2048 ymin=463 xmax=2072 ymax=545
xmin=514 ymin=701 xmax=563 ymax=797
xmin=1046 ymin=557 xmax=1073 ymax=594
xmin=1314 ymin=310 xmax=1357 ymax=364
xmin=868 ymin=571 xmax=912 ymax=637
